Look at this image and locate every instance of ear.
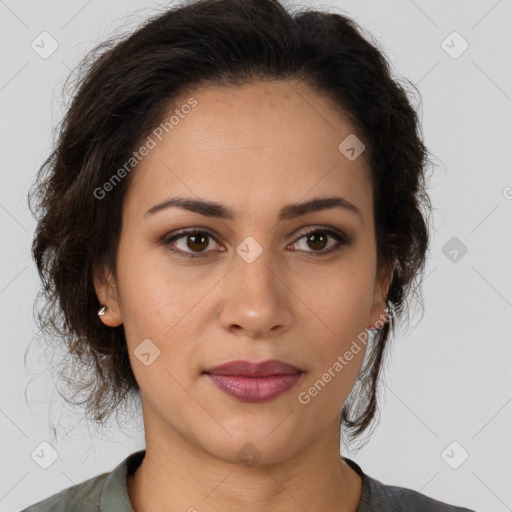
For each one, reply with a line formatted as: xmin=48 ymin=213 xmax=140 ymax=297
xmin=368 ymin=259 xmax=396 ymax=330
xmin=93 ymin=263 xmax=123 ymax=327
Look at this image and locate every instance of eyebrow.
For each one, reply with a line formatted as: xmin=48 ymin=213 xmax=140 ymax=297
xmin=144 ymin=195 xmax=363 ymax=222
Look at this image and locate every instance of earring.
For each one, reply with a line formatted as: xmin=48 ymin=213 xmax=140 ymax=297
xmin=368 ymin=300 xmax=394 ymax=335
xmin=98 ymin=305 xmax=107 ymax=316
xmin=384 ymin=299 xmax=393 ymax=321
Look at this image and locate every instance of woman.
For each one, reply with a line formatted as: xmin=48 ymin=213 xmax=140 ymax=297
xmin=23 ymin=0 xmax=476 ymax=510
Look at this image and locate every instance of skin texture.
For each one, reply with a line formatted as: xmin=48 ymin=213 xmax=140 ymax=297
xmin=94 ymin=79 xmax=394 ymax=512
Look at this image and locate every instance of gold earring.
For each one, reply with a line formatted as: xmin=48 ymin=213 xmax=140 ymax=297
xmin=98 ymin=305 xmax=107 ymax=316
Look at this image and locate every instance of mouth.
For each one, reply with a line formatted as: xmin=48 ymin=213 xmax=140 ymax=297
xmin=203 ymin=358 xmax=303 ymax=377
xmin=203 ymin=359 xmax=304 ymax=402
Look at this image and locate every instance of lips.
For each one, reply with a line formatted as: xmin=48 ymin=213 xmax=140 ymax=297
xmin=203 ymin=359 xmax=302 ymax=377
xmin=203 ymin=359 xmax=304 ymax=402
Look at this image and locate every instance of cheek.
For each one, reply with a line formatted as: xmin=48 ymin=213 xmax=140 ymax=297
xmin=116 ymin=247 xmax=206 ymax=384
xmin=325 ymin=241 xmax=376 ymax=331
xmin=293 ymin=255 xmax=374 ymax=401
xmin=299 ymin=316 xmax=368 ymax=416
xmin=293 ymin=256 xmax=375 ymax=339
xmin=115 ymin=238 xmax=184 ymax=332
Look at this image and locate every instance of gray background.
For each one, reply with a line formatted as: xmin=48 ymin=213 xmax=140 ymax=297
xmin=1 ymin=0 xmax=511 ymax=511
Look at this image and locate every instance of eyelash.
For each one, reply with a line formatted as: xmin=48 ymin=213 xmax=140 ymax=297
xmin=162 ymin=227 xmax=352 ymax=259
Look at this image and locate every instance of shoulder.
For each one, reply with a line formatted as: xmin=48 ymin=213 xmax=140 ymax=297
xmin=363 ymin=478 xmax=476 ymax=512
xmin=19 ymin=471 xmax=109 ymax=512
xmin=20 ymin=449 xmax=145 ymax=512
xmin=343 ymin=458 xmax=476 ymax=512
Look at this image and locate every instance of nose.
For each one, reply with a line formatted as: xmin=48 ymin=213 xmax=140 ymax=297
xmin=217 ymin=248 xmax=294 ymax=339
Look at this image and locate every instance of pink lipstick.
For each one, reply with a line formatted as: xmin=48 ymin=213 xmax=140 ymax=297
xmin=203 ymin=359 xmax=304 ymax=402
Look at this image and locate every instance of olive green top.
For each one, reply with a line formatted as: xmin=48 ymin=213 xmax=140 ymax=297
xmin=21 ymin=450 xmax=476 ymax=511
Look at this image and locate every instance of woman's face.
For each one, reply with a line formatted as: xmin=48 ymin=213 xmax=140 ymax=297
xmin=96 ymin=79 xmax=392 ymax=464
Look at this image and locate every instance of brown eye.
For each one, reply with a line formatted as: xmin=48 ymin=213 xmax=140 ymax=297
xmin=185 ymin=232 xmax=209 ymax=252
xmin=164 ymin=227 xmax=351 ymax=260
xmin=305 ymin=231 xmax=328 ymax=251
xmin=288 ymin=228 xmax=351 ymax=256
xmin=164 ymin=229 xmax=223 ymax=258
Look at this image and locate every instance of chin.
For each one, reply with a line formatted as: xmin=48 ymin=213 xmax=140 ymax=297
xmin=195 ymin=426 xmax=305 ymax=467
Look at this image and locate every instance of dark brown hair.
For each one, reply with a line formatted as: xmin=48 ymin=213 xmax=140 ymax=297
xmin=27 ymin=0 xmax=433 ymax=449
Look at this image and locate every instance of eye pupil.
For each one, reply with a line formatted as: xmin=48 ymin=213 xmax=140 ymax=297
xmin=187 ymin=232 xmax=209 ymax=252
xmin=307 ymin=232 xmax=327 ymax=250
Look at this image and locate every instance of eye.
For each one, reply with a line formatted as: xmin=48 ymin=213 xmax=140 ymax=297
xmin=163 ymin=229 xmax=224 ymax=259
xmin=287 ymin=227 xmax=351 ymax=256
xmin=163 ymin=226 xmax=351 ymax=259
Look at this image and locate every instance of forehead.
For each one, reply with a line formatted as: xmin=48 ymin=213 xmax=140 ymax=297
xmin=124 ymin=80 xmax=373 ymax=222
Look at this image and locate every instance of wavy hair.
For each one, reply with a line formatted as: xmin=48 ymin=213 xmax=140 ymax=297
xmin=27 ymin=0 xmax=433 ymax=449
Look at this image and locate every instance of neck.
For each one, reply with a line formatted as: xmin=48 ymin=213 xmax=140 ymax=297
xmin=127 ymin=413 xmax=362 ymax=512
